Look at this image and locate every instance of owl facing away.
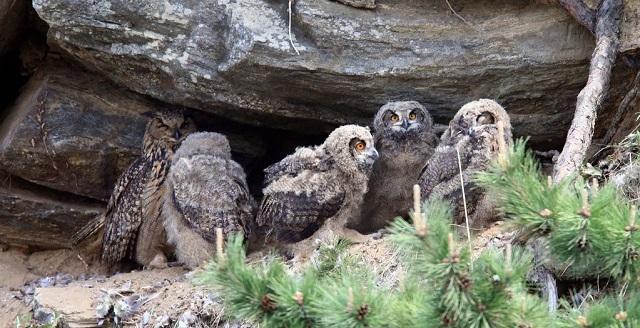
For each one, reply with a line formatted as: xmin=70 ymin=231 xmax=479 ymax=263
xmin=256 ymin=125 xmax=378 ymax=246
xmin=100 ymin=110 xmax=196 ymax=269
xmin=352 ymin=101 xmax=438 ymax=233
xmin=418 ymin=99 xmax=512 ymax=229
xmin=163 ymin=132 xmax=255 ymax=269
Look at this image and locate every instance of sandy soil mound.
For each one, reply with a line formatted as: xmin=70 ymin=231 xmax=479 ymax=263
xmin=1 ymin=222 xmax=511 ymax=327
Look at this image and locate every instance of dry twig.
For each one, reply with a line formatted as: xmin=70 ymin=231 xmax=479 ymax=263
xmin=455 ymin=146 xmax=473 ymax=268
xmin=288 ymin=0 xmax=300 ymax=55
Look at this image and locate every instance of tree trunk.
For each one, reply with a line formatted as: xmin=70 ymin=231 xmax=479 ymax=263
xmin=552 ymin=0 xmax=623 ymax=183
xmin=557 ymin=0 xmax=596 ymax=34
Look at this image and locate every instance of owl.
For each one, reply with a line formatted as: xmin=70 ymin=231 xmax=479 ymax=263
xmin=256 ymin=125 xmax=378 ymax=246
xmin=162 ymin=132 xmax=255 ymax=269
xmin=418 ymin=99 xmax=512 ymax=229
xmin=100 ymin=110 xmax=196 ymax=269
xmin=352 ymin=101 xmax=438 ymax=233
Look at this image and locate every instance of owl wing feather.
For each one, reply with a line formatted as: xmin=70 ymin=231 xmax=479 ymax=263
xmin=135 ymin=157 xmax=172 ymax=265
xmin=101 ymin=157 xmax=150 ymax=265
xmin=171 ymin=157 xmax=253 ymax=243
xmin=263 ymin=147 xmax=333 ymax=186
xmin=418 ymin=146 xmax=461 ymax=197
xmin=257 ymin=169 xmax=345 ymax=242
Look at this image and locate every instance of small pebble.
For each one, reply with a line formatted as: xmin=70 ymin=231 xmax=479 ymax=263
xmin=37 ymin=277 xmax=55 ymax=288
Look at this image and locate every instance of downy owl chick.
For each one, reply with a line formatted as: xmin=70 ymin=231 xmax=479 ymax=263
xmin=256 ymin=125 xmax=378 ymax=246
xmin=353 ymin=101 xmax=438 ymax=233
xmin=101 ymin=110 xmax=196 ymax=269
xmin=163 ymin=132 xmax=255 ymax=269
xmin=418 ymin=99 xmax=512 ymax=229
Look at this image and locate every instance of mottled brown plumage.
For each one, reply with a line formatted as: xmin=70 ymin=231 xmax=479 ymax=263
xmin=418 ymin=99 xmax=512 ymax=228
xmin=100 ymin=110 xmax=195 ymax=268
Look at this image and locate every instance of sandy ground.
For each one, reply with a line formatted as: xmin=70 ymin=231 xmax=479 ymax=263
xmin=0 ymin=247 xmax=104 ymax=327
xmin=0 ymin=221 xmax=511 ymax=327
xmin=0 ymin=243 xmax=233 ymax=327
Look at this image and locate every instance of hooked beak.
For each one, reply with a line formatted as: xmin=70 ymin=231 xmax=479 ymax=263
xmin=401 ymin=119 xmax=409 ymax=130
xmin=174 ymin=129 xmax=181 ymax=140
xmin=367 ymin=147 xmax=379 ymax=162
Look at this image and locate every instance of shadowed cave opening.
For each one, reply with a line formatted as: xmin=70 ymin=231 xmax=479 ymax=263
xmin=183 ymin=108 xmax=330 ymax=200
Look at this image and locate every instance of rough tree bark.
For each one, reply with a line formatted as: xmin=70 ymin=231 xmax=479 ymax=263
xmin=552 ymin=0 xmax=623 ymax=183
xmin=536 ymin=0 xmax=625 ymax=312
xmin=557 ymin=0 xmax=596 ymax=34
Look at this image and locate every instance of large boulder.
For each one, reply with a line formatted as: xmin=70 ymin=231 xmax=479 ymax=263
xmin=0 ymin=60 xmax=152 ymax=201
xmin=33 ymin=0 xmax=607 ymax=149
xmin=0 ymin=171 xmax=102 ymax=249
xmin=0 ymin=59 xmax=270 ymax=202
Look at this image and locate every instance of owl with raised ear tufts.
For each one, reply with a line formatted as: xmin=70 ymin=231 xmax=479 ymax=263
xmin=418 ymin=99 xmax=512 ymax=229
xmin=256 ymin=125 xmax=378 ymax=248
xmin=352 ymin=101 xmax=439 ymax=233
xmin=99 ymin=109 xmax=196 ymax=269
xmin=162 ymin=132 xmax=255 ymax=269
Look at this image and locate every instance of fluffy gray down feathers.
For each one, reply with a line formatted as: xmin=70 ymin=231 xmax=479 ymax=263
xmin=418 ymin=99 xmax=513 ymax=228
xmin=163 ymin=132 xmax=254 ymax=268
xmin=257 ymin=125 xmax=376 ymax=242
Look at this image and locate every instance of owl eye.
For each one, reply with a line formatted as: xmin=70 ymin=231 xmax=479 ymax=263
xmin=409 ymin=112 xmax=417 ymax=120
xmin=390 ymin=114 xmax=400 ymax=122
xmin=354 ymin=141 xmax=366 ymax=151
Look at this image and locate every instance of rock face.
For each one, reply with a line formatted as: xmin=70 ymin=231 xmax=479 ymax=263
xmin=34 ymin=0 xmax=600 ymax=149
xmin=0 ymin=0 xmax=637 ymax=250
xmin=0 ymin=0 xmax=29 ymax=57
xmin=621 ymin=0 xmax=640 ymax=56
xmin=0 ymin=172 xmax=102 ymax=249
xmin=0 ymin=60 xmax=152 ymax=201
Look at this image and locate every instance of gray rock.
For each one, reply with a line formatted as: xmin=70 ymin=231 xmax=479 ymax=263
xmin=0 ymin=60 xmax=153 ymax=200
xmin=32 ymin=0 xmax=617 ymax=149
xmin=334 ymin=0 xmax=375 ymax=9
xmin=0 ymin=0 xmax=29 ymax=57
xmin=0 ymin=58 xmax=269 ymax=200
xmin=619 ymin=0 xmax=640 ymax=55
xmin=0 ymin=171 xmax=103 ymax=249
xmin=33 ymin=306 xmax=56 ymax=325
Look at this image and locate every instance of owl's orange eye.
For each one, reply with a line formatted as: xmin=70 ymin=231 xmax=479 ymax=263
xmin=390 ymin=114 xmax=400 ymax=122
xmin=409 ymin=112 xmax=417 ymax=120
xmin=354 ymin=141 xmax=366 ymax=151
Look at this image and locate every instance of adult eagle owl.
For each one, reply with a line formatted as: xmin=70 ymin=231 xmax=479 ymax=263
xmin=100 ymin=110 xmax=196 ymax=268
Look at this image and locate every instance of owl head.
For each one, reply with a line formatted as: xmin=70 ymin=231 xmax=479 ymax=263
xmin=142 ymin=110 xmax=197 ymax=154
xmin=373 ymin=101 xmax=433 ymax=140
xmin=443 ymin=99 xmax=512 ymax=148
xmin=324 ymin=125 xmax=379 ymax=174
xmin=173 ymin=132 xmax=231 ymax=164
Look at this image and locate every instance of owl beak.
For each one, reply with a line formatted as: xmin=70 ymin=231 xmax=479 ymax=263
xmin=401 ymin=119 xmax=409 ymax=130
xmin=367 ymin=147 xmax=379 ymax=162
xmin=174 ymin=129 xmax=182 ymax=140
